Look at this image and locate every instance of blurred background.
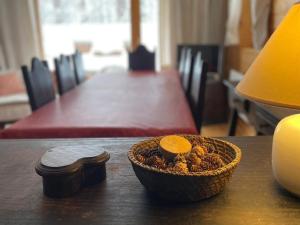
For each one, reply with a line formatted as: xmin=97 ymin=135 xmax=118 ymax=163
xmin=0 ymin=0 xmax=297 ymax=137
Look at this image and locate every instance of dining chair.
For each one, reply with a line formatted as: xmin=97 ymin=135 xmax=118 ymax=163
xmin=189 ymin=52 xmax=208 ymax=133
xmin=181 ymin=48 xmax=194 ymax=95
xmin=177 ymin=44 xmax=223 ymax=75
xmin=54 ymin=55 xmax=77 ymax=95
xmin=178 ymin=44 xmax=228 ymax=125
xmin=129 ymin=44 xmax=155 ymax=71
xmin=178 ymin=47 xmax=187 ymax=76
xmin=72 ymin=50 xmax=86 ymax=84
xmin=21 ymin=58 xmax=55 ymax=111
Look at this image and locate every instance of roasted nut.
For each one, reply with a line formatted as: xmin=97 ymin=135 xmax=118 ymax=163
xmin=201 ymin=153 xmax=225 ymax=170
xmin=136 ymin=154 xmax=145 ymax=163
xmin=192 ymin=145 xmax=207 ymax=157
xmin=174 ymin=154 xmax=187 ymax=163
xmin=135 ymin=140 xmax=225 ymax=173
xmin=190 ymin=164 xmax=203 ymax=172
xmin=144 ymin=155 xmax=166 ymax=169
xmin=173 ymin=161 xmax=189 ymax=173
xmin=187 ymin=152 xmax=202 ymax=166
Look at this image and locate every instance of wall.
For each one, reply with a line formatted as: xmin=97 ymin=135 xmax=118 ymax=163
xmin=224 ymin=0 xmax=259 ymax=77
xmin=224 ymin=0 xmax=295 ymax=76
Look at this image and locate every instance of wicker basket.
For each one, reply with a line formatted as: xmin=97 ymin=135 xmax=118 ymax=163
xmin=128 ymin=135 xmax=242 ymax=202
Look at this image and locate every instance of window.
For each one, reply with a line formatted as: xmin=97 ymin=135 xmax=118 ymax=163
xmin=40 ymin=0 xmax=158 ymax=71
xmin=140 ymin=0 xmax=158 ymax=52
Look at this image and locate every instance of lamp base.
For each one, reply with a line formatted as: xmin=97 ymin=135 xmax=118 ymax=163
xmin=272 ymin=114 xmax=300 ymax=196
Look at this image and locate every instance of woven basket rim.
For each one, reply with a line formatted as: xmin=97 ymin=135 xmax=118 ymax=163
xmin=128 ymin=135 xmax=242 ymax=177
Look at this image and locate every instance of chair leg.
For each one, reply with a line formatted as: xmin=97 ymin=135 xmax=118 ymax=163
xmin=228 ymin=109 xmax=238 ymax=136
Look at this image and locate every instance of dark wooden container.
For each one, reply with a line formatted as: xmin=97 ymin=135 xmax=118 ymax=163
xmin=36 ymin=146 xmax=110 ymax=198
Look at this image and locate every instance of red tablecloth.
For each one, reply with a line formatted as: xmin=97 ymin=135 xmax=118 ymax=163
xmin=1 ymin=71 xmax=197 ymax=138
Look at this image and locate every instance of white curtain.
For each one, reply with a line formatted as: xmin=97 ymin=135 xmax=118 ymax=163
xmin=225 ymin=0 xmax=274 ymax=49
xmin=159 ymin=0 xmax=227 ymax=68
xmin=0 ymin=0 xmax=43 ymax=70
xmin=250 ymin=0 xmax=271 ymax=49
xmin=224 ymin=0 xmax=242 ymax=46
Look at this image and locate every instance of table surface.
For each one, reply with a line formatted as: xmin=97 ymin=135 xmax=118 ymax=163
xmin=1 ymin=136 xmax=300 ymax=225
xmin=1 ymin=71 xmax=197 ymax=138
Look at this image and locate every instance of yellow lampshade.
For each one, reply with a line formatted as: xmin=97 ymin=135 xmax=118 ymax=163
xmin=236 ymin=3 xmax=300 ymax=109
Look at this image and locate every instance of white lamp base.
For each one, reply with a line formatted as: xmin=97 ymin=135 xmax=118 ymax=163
xmin=272 ymin=114 xmax=300 ymax=196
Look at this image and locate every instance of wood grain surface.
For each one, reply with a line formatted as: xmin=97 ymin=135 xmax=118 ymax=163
xmin=40 ymin=145 xmax=108 ymax=168
xmin=0 ymin=136 xmax=300 ymax=225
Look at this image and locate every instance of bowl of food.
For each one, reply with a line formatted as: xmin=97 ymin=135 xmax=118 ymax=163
xmin=128 ymin=135 xmax=241 ymax=202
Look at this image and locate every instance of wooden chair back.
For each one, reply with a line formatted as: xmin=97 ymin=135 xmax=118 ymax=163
xmin=181 ymin=48 xmax=194 ymax=95
xmin=54 ymin=55 xmax=76 ymax=95
xmin=178 ymin=47 xmax=187 ymax=76
xmin=189 ymin=52 xmax=208 ymax=132
xmin=177 ymin=44 xmax=223 ymax=76
xmin=21 ymin=58 xmax=55 ymax=111
xmin=129 ymin=45 xmax=155 ymax=71
xmin=72 ymin=50 xmax=86 ymax=84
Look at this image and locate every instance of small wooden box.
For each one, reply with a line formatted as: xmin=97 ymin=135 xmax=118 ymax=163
xmin=36 ymin=146 xmax=110 ymax=198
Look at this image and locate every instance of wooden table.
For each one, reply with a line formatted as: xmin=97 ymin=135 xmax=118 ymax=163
xmin=1 ymin=136 xmax=300 ymax=225
xmin=1 ymin=71 xmax=197 ymax=138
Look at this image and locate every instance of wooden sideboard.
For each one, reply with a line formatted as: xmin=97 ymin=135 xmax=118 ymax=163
xmin=224 ymin=70 xmax=300 ymax=136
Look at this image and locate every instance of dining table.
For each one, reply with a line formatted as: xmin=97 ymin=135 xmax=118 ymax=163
xmin=0 ymin=136 xmax=300 ymax=225
xmin=0 ymin=70 xmax=197 ymax=138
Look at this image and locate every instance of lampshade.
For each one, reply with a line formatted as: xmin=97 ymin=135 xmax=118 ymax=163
xmin=236 ymin=3 xmax=300 ymax=109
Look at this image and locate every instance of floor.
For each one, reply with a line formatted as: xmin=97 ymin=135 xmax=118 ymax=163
xmin=202 ymin=118 xmax=256 ymax=137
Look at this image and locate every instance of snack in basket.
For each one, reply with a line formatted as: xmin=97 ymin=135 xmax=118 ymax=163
xmin=136 ymin=135 xmax=225 ymax=173
xmin=159 ymin=135 xmax=192 ymax=160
